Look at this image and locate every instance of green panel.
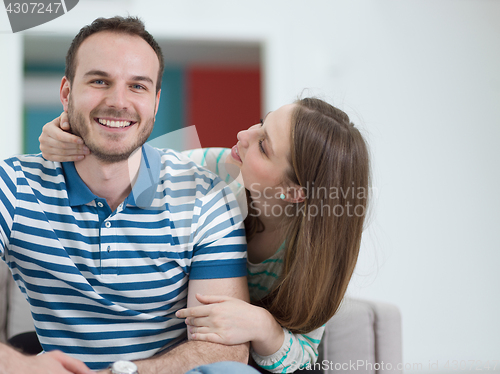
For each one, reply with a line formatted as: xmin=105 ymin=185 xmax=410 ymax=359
xmin=148 ymin=67 xmax=185 ymax=142
xmin=24 ymin=107 xmax=63 ymax=154
xmin=25 ymin=63 xmax=66 ymax=75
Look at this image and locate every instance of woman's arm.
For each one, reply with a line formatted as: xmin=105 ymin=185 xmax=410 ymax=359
xmin=176 ymin=294 xmax=285 ymax=355
xmin=251 ymin=325 xmax=326 ymax=373
xmin=39 ymin=112 xmax=89 ymax=161
xmin=176 ymin=294 xmax=326 ymax=373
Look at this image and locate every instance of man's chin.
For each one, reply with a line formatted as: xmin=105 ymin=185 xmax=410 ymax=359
xmin=87 ymin=147 xmax=137 ymax=164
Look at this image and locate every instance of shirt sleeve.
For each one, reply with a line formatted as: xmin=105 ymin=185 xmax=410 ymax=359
xmin=251 ymin=325 xmax=326 ymax=373
xmin=0 ymin=158 xmax=18 ymax=259
xmin=181 ymin=148 xmax=232 ymax=181
xmin=182 ymin=147 xmax=248 ymax=221
xmin=189 ymin=175 xmax=247 ymax=280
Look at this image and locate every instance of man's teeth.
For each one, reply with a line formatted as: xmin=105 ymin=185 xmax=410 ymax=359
xmin=98 ymin=119 xmax=132 ymax=128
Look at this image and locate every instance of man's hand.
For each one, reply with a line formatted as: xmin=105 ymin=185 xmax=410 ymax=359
xmin=0 ymin=343 xmax=93 ymax=374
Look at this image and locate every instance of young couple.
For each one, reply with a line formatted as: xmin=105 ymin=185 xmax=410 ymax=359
xmin=1 ymin=14 xmax=370 ymax=374
xmin=40 ymin=96 xmax=370 ymax=373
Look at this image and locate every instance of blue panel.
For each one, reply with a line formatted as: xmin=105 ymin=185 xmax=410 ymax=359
xmin=25 ymin=107 xmax=63 ymax=154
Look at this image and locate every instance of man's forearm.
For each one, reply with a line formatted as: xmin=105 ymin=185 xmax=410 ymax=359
xmin=134 ymin=340 xmax=249 ymax=374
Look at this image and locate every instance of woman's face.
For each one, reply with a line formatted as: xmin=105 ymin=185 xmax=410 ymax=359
xmin=227 ymin=103 xmax=296 ymax=199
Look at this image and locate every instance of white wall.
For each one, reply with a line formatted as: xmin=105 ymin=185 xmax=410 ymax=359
xmin=1 ymin=0 xmax=499 ymax=370
xmin=0 ymin=9 xmax=23 ymax=159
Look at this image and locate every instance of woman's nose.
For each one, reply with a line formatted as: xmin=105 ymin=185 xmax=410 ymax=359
xmin=237 ymin=124 xmax=260 ymax=146
xmin=237 ymin=129 xmax=249 ymax=147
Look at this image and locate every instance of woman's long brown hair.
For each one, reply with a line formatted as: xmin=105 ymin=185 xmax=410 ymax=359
xmin=250 ymin=98 xmax=371 ymax=334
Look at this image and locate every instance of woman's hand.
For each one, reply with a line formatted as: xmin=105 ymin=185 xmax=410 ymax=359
xmin=39 ymin=112 xmax=89 ymax=162
xmin=176 ymin=294 xmax=285 ymax=355
xmin=175 ymin=294 xmax=267 ymax=346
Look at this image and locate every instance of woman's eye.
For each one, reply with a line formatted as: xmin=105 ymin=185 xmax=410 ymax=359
xmin=259 ymin=139 xmax=266 ymax=154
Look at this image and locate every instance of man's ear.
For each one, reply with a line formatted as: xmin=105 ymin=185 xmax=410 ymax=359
xmin=284 ymin=184 xmax=305 ymax=203
xmin=60 ymin=76 xmax=71 ymax=111
xmin=154 ymin=89 xmax=161 ymax=116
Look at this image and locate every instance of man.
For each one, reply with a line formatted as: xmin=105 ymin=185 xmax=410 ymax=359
xmin=0 ymin=16 xmax=249 ymax=373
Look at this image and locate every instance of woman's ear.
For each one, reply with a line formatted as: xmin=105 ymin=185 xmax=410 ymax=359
xmin=60 ymin=76 xmax=71 ymax=112
xmin=284 ymin=184 xmax=305 ymax=203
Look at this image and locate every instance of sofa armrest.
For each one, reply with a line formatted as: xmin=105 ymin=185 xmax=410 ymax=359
xmin=321 ymin=298 xmax=403 ymax=374
xmin=7 ymin=280 xmax=35 ymax=340
xmin=0 ymin=260 xmax=36 ymax=343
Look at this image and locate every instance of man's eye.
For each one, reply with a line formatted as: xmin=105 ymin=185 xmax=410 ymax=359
xmin=132 ymin=84 xmax=145 ymax=90
xmin=93 ymin=80 xmax=105 ymax=85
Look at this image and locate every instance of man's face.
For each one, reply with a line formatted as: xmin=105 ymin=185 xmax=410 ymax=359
xmin=61 ymin=31 xmax=161 ymax=163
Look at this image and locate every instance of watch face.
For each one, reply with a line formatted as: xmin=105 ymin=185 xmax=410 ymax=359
xmin=111 ymin=360 xmax=138 ymax=374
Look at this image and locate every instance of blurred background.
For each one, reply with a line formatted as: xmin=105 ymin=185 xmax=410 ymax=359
xmin=1 ymin=0 xmax=499 ymax=371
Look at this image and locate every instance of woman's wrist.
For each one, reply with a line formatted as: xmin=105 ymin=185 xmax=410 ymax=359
xmin=250 ymin=306 xmax=286 ymax=356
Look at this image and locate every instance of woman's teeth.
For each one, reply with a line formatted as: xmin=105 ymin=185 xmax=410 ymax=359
xmin=98 ymin=118 xmax=132 ymax=128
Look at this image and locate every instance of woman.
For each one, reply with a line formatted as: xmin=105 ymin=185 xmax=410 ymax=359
xmin=39 ymin=98 xmax=370 ymax=373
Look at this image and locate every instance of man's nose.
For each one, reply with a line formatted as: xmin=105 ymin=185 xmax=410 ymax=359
xmin=105 ymin=85 xmax=129 ymax=109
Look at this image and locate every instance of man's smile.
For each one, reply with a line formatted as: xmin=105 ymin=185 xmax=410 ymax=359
xmin=96 ymin=118 xmax=136 ymax=129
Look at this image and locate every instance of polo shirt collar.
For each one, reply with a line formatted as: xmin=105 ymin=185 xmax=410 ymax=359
xmin=128 ymin=144 xmax=161 ymax=209
xmin=62 ymin=161 xmax=97 ymax=206
xmin=62 ymin=144 xmax=161 ymax=209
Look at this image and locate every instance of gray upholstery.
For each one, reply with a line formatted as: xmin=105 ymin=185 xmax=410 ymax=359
xmin=0 ymin=261 xmax=403 ymax=373
xmin=321 ymin=298 xmax=403 ymax=373
xmin=0 ymin=261 xmax=35 ymax=342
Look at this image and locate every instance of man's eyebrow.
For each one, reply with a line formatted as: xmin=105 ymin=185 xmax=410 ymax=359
xmin=131 ymin=75 xmax=154 ymax=86
xmin=83 ymin=70 xmax=154 ymax=86
xmin=83 ymin=70 xmax=109 ymax=78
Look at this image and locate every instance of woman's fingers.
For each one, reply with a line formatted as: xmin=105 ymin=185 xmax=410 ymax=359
xmin=59 ymin=112 xmax=70 ymax=131
xmin=41 ymin=133 xmax=88 ymax=152
xmin=195 ymin=293 xmax=231 ymax=304
xmin=42 ymin=112 xmax=82 ymax=144
xmin=185 ymin=315 xmax=213 ymax=327
xmin=40 ymin=141 xmax=89 ymax=162
xmin=39 ymin=111 xmax=88 ymax=161
xmin=176 ymin=304 xmax=211 ymax=319
xmin=190 ymin=332 xmax=225 ymax=344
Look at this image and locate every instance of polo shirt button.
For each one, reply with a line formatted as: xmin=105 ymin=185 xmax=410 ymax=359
xmin=97 ymin=201 xmax=104 ymax=208
xmin=105 ymin=221 xmax=111 ymax=228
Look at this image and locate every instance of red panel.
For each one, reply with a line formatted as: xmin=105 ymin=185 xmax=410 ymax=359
xmin=187 ymin=67 xmax=261 ymax=148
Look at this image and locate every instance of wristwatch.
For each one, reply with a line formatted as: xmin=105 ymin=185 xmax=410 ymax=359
xmin=109 ymin=360 xmax=138 ymax=374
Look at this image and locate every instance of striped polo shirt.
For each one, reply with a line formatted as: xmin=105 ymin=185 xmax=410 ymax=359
xmin=0 ymin=144 xmax=247 ymax=370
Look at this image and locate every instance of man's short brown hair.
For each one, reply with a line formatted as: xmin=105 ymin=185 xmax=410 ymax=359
xmin=65 ymin=16 xmax=164 ymax=93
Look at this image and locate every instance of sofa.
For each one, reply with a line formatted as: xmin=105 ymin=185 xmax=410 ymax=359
xmin=0 ymin=260 xmax=403 ymax=373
